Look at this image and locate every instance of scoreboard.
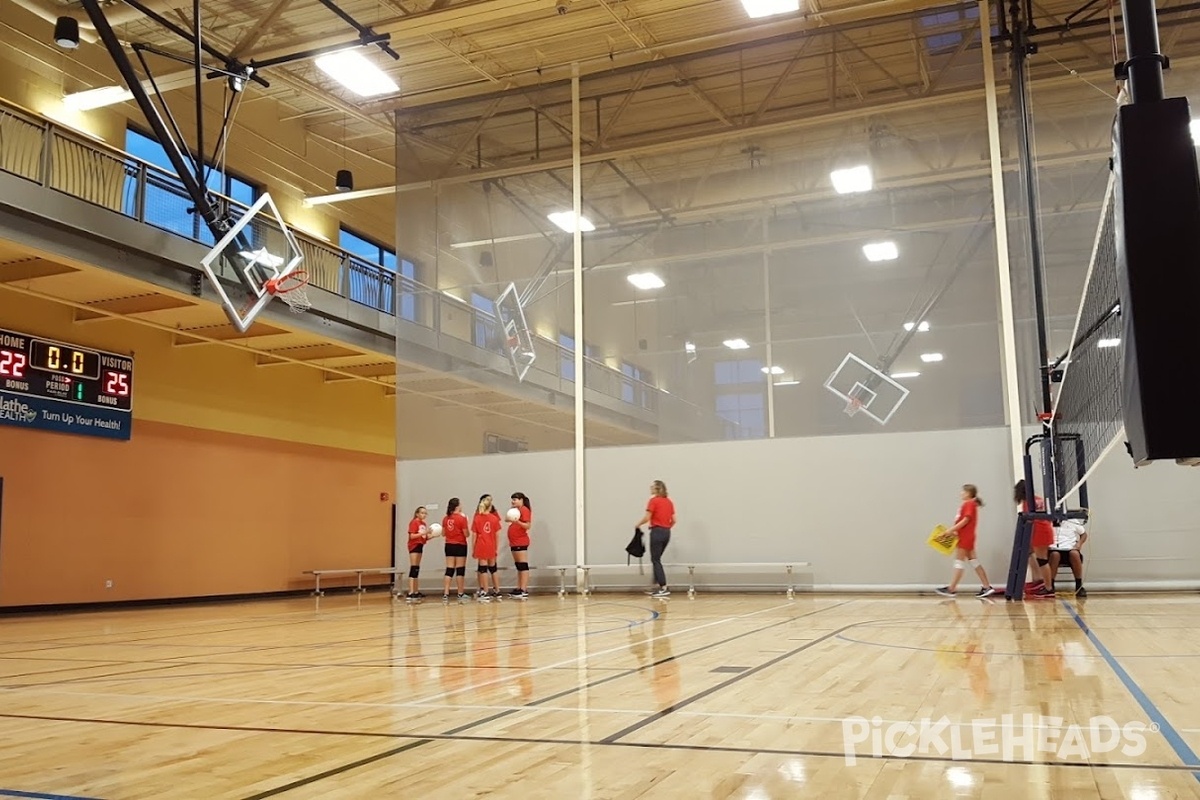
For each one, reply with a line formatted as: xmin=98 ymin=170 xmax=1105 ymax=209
xmin=0 ymin=327 xmax=133 ymax=440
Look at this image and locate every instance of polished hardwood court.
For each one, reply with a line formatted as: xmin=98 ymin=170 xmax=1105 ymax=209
xmin=1 ymin=593 xmax=1199 ymax=799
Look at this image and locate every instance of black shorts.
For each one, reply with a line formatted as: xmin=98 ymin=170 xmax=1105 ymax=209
xmin=510 ymin=545 xmax=529 ymax=553
xmin=444 ymin=543 xmax=468 ymax=558
xmin=409 ymin=544 xmax=424 ymax=555
xmin=1052 ymin=548 xmax=1082 ymax=558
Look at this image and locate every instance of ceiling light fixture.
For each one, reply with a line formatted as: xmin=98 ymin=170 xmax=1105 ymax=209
xmin=890 ymin=371 xmax=921 ymax=379
xmin=1098 ymin=337 xmax=1121 ymax=348
xmin=627 ymin=272 xmax=665 ymax=290
xmin=773 ymin=380 xmax=800 ymax=387
xmin=335 ymin=169 xmax=354 ymax=192
xmin=314 ymin=49 xmax=399 ymax=97
xmin=739 ymin=0 xmax=800 ymax=18
xmin=54 ymin=16 xmax=80 ymax=49
xmin=903 ymin=321 xmax=930 ymax=332
xmin=863 ymin=241 xmax=899 ymax=262
xmin=547 ymin=210 xmax=595 ymax=233
xmin=920 ymin=353 xmax=944 ymax=363
xmin=761 ymin=366 xmax=785 ymax=375
xmin=63 ymin=85 xmax=132 ymax=111
xmin=723 ymin=338 xmax=750 ymax=350
xmin=830 ymin=165 xmax=873 ymax=194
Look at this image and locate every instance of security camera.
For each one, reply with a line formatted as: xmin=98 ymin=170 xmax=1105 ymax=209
xmin=556 ymin=0 xmax=570 ymax=14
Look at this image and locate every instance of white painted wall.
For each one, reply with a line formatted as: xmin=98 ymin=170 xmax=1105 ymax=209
xmin=397 ymin=426 xmax=1200 ymax=592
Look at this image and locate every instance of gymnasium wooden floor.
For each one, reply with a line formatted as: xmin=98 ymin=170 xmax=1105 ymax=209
xmin=2 ymin=593 xmax=1199 ymax=799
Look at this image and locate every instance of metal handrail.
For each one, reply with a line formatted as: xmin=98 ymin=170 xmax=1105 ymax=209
xmin=0 ymin=97 xmax=684 ymax=414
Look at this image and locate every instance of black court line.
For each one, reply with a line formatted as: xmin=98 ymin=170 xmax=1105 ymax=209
xmin=4 ymin=712 xmax=1199 ymax=778
xmin=601 ymin=622 xmax=853 ymax=743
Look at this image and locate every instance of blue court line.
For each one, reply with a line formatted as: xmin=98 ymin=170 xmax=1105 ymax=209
xmin=834 ymin=632 xmax=1200 ymax=659
xmin=0 ymin=790 xmax=102 ymax=800
xmin=1063 ymin=600 xmax=1200 ymax=782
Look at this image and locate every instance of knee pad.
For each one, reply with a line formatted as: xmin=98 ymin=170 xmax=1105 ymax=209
xmin=515 ymin=561 xmax=530 ymax=572
xmin=488 ymin=564 xmax=498 ymax=574
xmin=478 ymin=565 xmax=489 ymax=574
xmin=953 ymin=560 xmax=965 ymax=570
xmin=1036 ymin=557 xmax=1049 ymax=567
xmin=408 ymin=566 xmax=420 ymax=579
xmin=455 ymin=566 xmax=466 ymax=577
xmin=968 ymin=559 xmax=980 ymax=569
xmin=445 ymin=567 xmax=456 ymax=578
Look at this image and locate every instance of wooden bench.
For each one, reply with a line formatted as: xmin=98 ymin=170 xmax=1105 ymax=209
xmin=545 ymin=562 xmax=812 ymax=598
xmin=303 ymin=568 xmax=403 ymax=596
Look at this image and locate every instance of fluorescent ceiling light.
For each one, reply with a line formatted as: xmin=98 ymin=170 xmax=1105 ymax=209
xmin=1098 ymin=337 xmax=1121 ymax=348
xmin=684 ymin=341 xmax=696 ymax=354
xmin=890 ymin=371 xmax=921 ymax=379
xmin=627 ymin=272 xmax=665 ymax=290
xmin=903 ymin=321 xmax=930 ymax=332
xmin=63 ymin=85 xmax=132 ymax=110
xmin=863 ymin=241 xmax=899 ymax=262
xmin=315 ymin=49 xmax=399 ymax=97
xmin=920 ymin=352 xmax=944 ymax=363
xmin=740 ymin=0 xmax=799 ymax=18
xmin=761 ymin=366 xmax=785 ymax=375
xmin=1191 ymin=119 xmax=1200 ymax=144
xmin=723 ymin=338 xmax=750 ymax=350
xmin=547 ymin=211 xmax=595 ymax=233
xmin=830 ymin=165 xmax=873 ymax=194
xmin=773 ymin=380 xmax=800 ymax=387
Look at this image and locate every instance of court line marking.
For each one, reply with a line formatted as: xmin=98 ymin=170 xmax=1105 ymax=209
xmin=240 ymin=739 xmax=432 ymax=800
xmin=3 ymin=712 xmax=1199 ymax=778
xmin=1063 ymin=600 xmax=1200 ymax=782
xmin=0 ymin=790 xmax=100 ymax=800
xmin=834 ymin=631 xmax=1200 ymax=659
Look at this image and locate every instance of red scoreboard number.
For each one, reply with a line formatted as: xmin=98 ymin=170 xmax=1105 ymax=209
xmin=104 ymin=371 xmax=130 ymax=397
xmin=0 ymin=348 xmax=27 ymax=378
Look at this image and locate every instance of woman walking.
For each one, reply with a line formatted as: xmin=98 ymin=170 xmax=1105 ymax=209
xmin=636 ymin=480 xmax=675 ymax=598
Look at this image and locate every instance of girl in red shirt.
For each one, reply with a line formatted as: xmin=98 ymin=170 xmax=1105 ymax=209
xmin=472 ymin=494 xmax=502 ymax=601
xmin=508 ymin=492 xmax=532 ymax=599
xmin=636 ymin=480 xmax=675 ymax=598
xmin=934 ymin=485 xmax=995 ymax=598
xmin=405 ymin=506 xmax=429 ymax=600
xmin=1015 ymin=480 xmax=1056 ymax=598
xmin=441 ymin=497 xmax=470 ymax=602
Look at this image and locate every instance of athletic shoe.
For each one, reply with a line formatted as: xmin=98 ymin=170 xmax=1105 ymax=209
xmin=650 ymin=588 xmax=670 ymax=598
xmin=1076 ymin=586 xmax=1088 ymax=598
xmin=414 ymin=592 xmax=426 ymax=600
xmin=476 ymin=593 xmax=491 ymax=603
xmin=442 ymin=594 xmax=451 ymax=603
xmin=976 ymin=587 xmax=996 ymax=598
xmin=1030 ymin=586 xmax=1055 ymax=599
xmin=934 ymin=587 xmax=956 ymax=598
xmin=489 ymin=590 xmax=503 ymax=600
xmin=458 ymin=593 xmax=470 ymax=603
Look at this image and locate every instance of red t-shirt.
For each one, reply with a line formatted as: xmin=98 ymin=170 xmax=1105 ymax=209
xmin=956 ymin=500 xmax=978 ymax=541
xmin=647 ymin=496 xmax=675 ymax=529
xmin=1023 ymin=496 xmax=1055 ymax=544
xmin=508 ymin=505 xmax=531 ymax=547
xmin=443 ymin=512 xmax=468 ymax=545
xmin=472 ymin=512 xmax=499 ymax=560
xmin=407 ymin=518 xmax=426 ymax=552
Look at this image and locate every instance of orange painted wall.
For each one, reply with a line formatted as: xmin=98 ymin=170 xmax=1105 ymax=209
xmin=0 ymin=419 xmax=393 ymax=607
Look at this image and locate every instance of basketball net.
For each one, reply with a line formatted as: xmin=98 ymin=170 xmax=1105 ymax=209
xmin=844 ymin=396 xmax=864 ymax=417
xmin=265 ymin=270 xmax=311 ymax=314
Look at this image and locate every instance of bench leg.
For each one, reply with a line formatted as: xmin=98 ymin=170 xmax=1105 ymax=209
xmin=312 ymin=575 xmax=323 ymax=597
xmin=582 ymin=567 xmax=592 ymax=596
xmin=687 ymin=566 xmax=696 ymax=598
xmin=786 ymin=565 xmax=795 ymax=599
xmin=557 ymin=568 xmax=566 ymax=598
xmin=355 ymin=571 xmax=367 ymax=594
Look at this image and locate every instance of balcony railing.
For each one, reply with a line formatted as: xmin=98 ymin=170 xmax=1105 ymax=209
xmin=0 ymin=99 xmax=680 ymax=417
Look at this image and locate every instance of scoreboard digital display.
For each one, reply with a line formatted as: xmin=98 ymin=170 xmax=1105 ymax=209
xmin=0 ymin=328 xmax=133 ymax=440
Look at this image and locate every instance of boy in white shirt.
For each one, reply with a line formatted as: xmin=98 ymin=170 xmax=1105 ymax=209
xmin=1050 ymin=518 xmax=1088 ymax=597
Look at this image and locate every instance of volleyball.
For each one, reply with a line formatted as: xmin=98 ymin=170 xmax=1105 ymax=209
xmin=428 ymin=523 xmax=442 ymax=537
xmin=506 ymin=507 xmax=520 ymax=521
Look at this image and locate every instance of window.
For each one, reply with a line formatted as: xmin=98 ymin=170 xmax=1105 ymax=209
xmin=472 ymin=292 xmax=496 ymax=351
xmin=715 ymin=359 xmax=766 ymax=439
xmin=559 ymin=333 xmax=576 ymax=382
xmin=716 ymin=392 xmax=766 ymax=439
xmin=124 ymin=128 xmax=259 ymax=245
xmin=338 ymin=227 xmax=418 ymax=320
xmin=918 ymin=5 xmax=991 ymax=54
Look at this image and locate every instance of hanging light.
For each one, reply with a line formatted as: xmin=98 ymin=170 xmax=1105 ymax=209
xmin=335 ymin=169 xmax=354 ymax=192
xmin=54 ymin=16 xmax=80 ymax=50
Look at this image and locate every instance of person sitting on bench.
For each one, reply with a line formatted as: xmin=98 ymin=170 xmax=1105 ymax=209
xmin=1050 ymin=517 xmax=1088 ymax=597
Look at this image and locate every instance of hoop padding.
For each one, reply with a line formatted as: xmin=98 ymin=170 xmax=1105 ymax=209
xmin=266 ymin=270 xmax=311 ymax=313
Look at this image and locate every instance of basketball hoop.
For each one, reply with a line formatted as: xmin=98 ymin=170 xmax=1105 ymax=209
xmin=844 ymin=396 xmax=864 ymax=417
xmin=264 ymin=270 xmax=311 ymax=314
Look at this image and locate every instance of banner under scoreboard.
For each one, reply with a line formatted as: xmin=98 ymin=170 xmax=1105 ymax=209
xmin=0 ymin=327 xmax=133 ymax=441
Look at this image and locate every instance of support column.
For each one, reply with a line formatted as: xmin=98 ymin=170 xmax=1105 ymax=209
xmin=762 ymin=212 xmax=776 ymax=438
xmin=981 ymin=0 xmax=1025 ymax=478
xmin=571 ymin=64 xmax=587 ymax=593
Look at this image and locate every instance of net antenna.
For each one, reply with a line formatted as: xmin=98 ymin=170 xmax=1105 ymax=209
xmin=75 ymin=0 xmax=398 ymax=328
xmin=1048 ymin=89 xmax=1132 ymax=508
